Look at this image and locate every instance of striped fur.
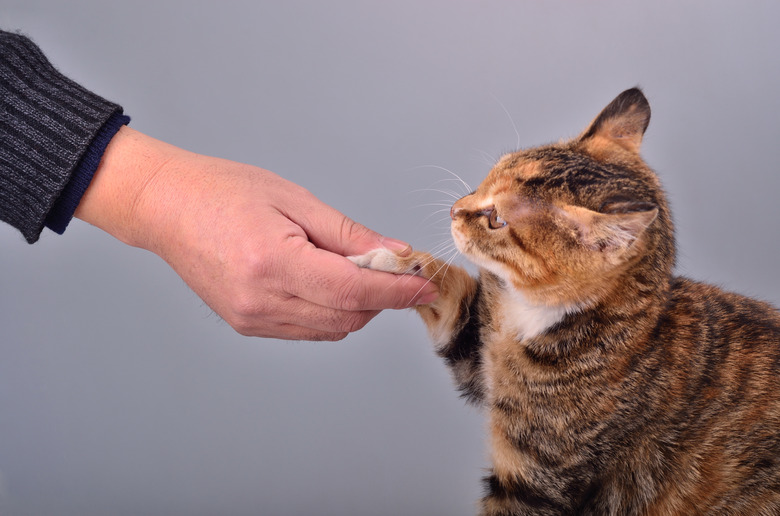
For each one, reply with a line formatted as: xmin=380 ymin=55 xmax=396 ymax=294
xmin=352 ymin=88 xmax=780 ymax=515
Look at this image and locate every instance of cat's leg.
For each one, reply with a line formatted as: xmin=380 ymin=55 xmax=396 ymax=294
xmin=349 ymin=248 xmax=475 ymax=344
xmin=349 ymin=248 xmax=487 ymax=403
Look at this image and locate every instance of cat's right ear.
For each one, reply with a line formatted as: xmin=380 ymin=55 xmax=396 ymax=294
xmin=578 ymin=88 xmax=651 ymax=155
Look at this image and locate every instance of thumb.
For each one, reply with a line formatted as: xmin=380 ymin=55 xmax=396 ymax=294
xmin=294 ymin=195 xmax=411 ymax=257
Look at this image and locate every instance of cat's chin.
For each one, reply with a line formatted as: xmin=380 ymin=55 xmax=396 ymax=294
xmin=451 ymin=226 xmax=493 ymax=271
xmin=458 ymin=251 xmax=521 ymax=294
xmin=450 ymin=224 xmax=468 ymax=252
xmin=451 ymin=228 xmax=515 ymax=289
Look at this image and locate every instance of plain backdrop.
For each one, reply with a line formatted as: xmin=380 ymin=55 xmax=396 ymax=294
xmin=1 ymin=2 xmax=778 ymax=515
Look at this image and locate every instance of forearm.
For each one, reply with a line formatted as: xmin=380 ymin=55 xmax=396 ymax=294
xmin=74 ymin=125 xmax=306 ymax=265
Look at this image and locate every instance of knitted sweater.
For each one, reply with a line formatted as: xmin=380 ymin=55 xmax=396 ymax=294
xmin=0 ymin=30 xmax=129 ymax=243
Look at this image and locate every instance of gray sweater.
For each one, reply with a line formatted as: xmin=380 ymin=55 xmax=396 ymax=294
xmin=0 ymin=30 xmax=126 ymax=243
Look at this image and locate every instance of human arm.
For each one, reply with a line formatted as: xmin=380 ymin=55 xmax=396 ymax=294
xmin=1 ymin=29 xmax=436 ymax=340
xmin=74 ymin=126 xmax=437 ymax=340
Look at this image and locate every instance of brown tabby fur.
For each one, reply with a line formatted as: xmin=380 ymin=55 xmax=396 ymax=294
xmin=351 ymin=88 xmax=780 ymax=515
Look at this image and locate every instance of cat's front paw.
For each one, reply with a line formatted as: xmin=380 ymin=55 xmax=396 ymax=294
xmin=347 ymin=248 xmax=425 ymax=277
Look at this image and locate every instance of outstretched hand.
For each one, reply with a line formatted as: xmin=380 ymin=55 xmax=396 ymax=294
xmin=75 ymin=127 xmax=437 ymax=340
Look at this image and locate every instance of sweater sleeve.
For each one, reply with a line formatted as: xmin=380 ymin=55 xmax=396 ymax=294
xmin=0 ymin=30 xmax=129 ymax=243
xmin=44 ymin=110 xmax=130 ymax=235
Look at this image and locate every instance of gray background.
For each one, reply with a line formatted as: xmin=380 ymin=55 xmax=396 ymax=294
xmin=1 ymin=1 xmax=779 ymax=515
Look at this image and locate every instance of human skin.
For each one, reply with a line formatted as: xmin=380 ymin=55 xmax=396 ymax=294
xmin=74 ymin=126 xmax=438 ymax=340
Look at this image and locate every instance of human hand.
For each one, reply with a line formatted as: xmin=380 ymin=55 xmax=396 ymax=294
xmin=75 ymin=127 xmax=437 ymax=340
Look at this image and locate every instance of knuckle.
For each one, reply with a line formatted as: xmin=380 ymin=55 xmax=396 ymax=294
xmin=334 ymin=281 xmax=365 ymax=312
xmin=240 ymin=247 xmax=275 ymax=283
xmin=226 ymin=293 xmax=277 ymax=336
xmin=340 ymin=217 xmax=372 ymax=243
xmin=321 ymin=331 xmax=350 ymax=342
xmin=231 ymin=291 xmax=265 ymax=319
xmin=339 ymin=311 xmax=373 ymax=333
xmin=227 ymin=314 xmax=257 ymax=337
xmin=295 ymin=328 xmax=348 ymax=342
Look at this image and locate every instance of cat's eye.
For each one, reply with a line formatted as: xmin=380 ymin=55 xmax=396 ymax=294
xmin=488 ymin=209 xmax=507 ymax=229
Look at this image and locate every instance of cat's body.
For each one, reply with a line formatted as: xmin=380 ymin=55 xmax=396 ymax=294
xmin=351 ymin=89 xmax=780 ymax=515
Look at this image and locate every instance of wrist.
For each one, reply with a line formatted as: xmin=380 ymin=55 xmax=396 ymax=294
xmin=74 ymin=126 xmax=185 ymax=253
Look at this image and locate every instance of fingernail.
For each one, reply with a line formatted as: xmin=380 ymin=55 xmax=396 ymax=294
xmin=381 ymin=237 xmax=412 ymax=256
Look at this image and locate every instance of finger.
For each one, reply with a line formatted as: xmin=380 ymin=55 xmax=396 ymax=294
xmin=224 ymin=285 xmax=383 ymax=336
xmin=269 ymin=295 xmax=382 ymax=334
xmin=286 ymin=245 xmax=438 ymax=311
xmin=246 ymin=322 xmax=350 ymax=342
xmin=287 ymin=191 xmax=411 ymax=257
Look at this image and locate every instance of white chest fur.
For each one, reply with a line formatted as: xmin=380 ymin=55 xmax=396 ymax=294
xmin=496 ymin=288 xmax=575 ymax=341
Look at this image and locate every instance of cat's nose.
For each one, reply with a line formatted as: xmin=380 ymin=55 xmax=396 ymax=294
xmin=450 ymin=205 xmax=462 ymax=219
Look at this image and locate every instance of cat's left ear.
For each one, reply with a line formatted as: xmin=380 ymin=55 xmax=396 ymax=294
xmin=579 ymin=88 xmax=651 ymax=155
xmin=561 ymin=202 xmax=658 ymax=260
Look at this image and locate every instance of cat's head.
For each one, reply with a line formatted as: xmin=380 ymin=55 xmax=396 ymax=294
xmin=451 ymin=88 xmax=674 ymax=307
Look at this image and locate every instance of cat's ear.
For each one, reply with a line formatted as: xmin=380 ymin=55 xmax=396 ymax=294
xmin=561 ymin=202 xmax=658 ymax=260
xmin=579 ymin=88 xmax=650 ymax=155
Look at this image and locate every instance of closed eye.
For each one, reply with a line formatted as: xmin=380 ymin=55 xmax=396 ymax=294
xmin=488 ymin=208 xmax=507 ymax=229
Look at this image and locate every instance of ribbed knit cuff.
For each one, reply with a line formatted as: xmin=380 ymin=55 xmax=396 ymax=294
xmin=44 ymin=111 xmax=130 ymax=234
xmin=0 ymin=30 xmax=126 ymax=243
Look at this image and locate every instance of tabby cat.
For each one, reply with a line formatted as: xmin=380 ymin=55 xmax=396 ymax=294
xmin=350 ymin=89 xmax=780 ymax=515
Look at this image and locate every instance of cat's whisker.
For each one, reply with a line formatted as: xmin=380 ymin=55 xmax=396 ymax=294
xmin=492 ymin=93 xmax=521 ymax=150
xmin=421 ymin=209 xmax=452 ymax=218
xmin=410 ymin=187 xmax=462 ymax=201
xmin=414 ymin=203 xmax=455 ymax=218
xmin=425 ymin=177 xmax=474 ymax=190
xmin=374 ymin=254 xmax=452 ymax=307
xmin=409 ymin=276 xmax=439 ymax=305
xmin=426 ymin=235 xmax=456 ymax=249
xmin=422 ymin=247 xmax=460 ymax=273
xmin=428 ymin=237 xmax=458 ymax=250
xmin=423 ymin=224 xmax=453 ymax=235
xmin=434 ymin=251 xmax=460 ymax=286
xmin=427 ymin=245 xmax=456 ymax=262
xmin=474 ymin=148 xmax=498 ymax=167
xmin=378 ymin=266 xmax=426 ymax=294
xmin=418 ymin=206 xmax=455 ymax=226
xmin=416 ymin=203 xmax=455 ymax=209
xmin=410 ymin=165 xmax=473 ymax=195
xmin=418 ymin=251 xmax=460 ymax=301
xmin=422 ymin=221 xmax=452 ymax=234
xmin=417 ymin=207 xmax=454 ymax=221
xmin=420 ymin=214 xmax=454 ymax=228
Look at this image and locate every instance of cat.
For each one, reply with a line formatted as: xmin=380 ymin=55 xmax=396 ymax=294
xmin=349 ymin=88 xmax=780 ymax=515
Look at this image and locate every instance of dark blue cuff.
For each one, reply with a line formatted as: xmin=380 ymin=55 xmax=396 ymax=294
xmin=44 ymin=111 xmax=131 ymax=235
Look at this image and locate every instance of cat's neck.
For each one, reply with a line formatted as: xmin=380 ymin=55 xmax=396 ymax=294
xmin=483 ymin=265 xmax=671 ymax=354
xmin=494 ymin=286 xmax=580 ymax=341
xmin=479 ymin=272 xmax=582 ymax=341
